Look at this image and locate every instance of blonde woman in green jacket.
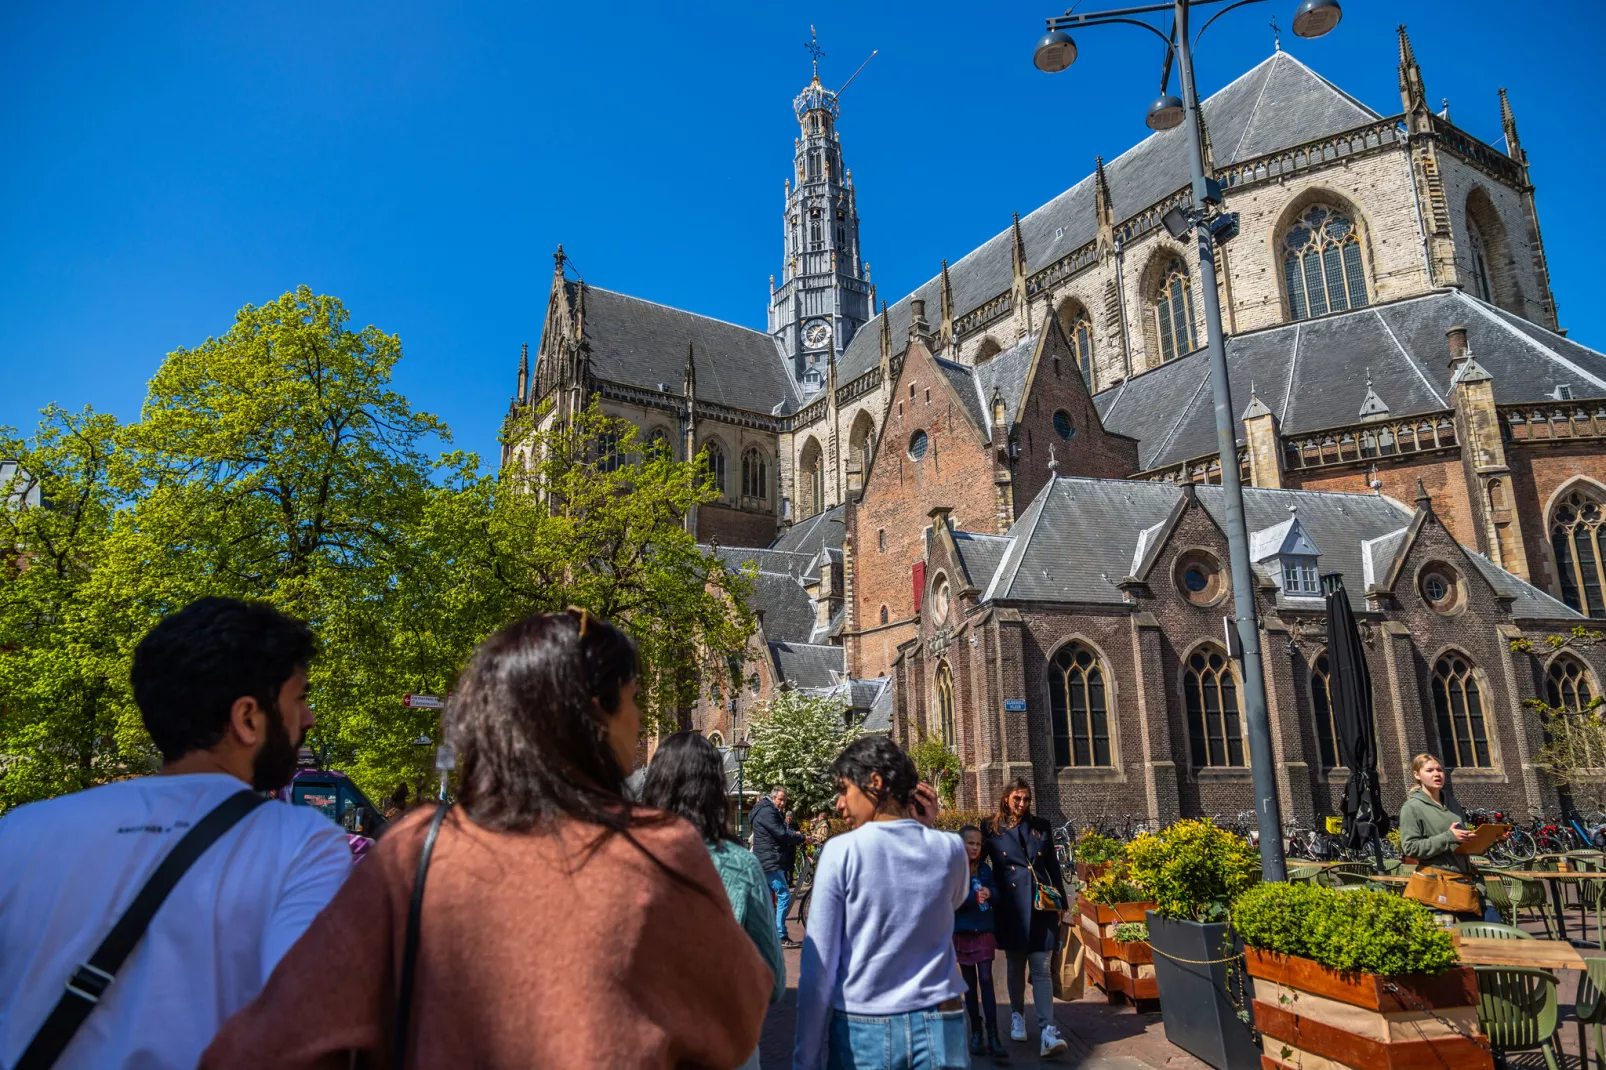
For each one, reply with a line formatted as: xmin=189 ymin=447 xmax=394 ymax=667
xmin=643 ymin=732 xmax=786 ymax=1070
xmin=1399 ymin=752 xmax=1500 ymax=921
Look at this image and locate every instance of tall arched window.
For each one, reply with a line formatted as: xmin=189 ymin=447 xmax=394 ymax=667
xmin=645 ymin=428 xmax=671 ymax=459
xmin=1431 ymin=654 xmax=1492 ymax=769
xmin=1282 ymin=205 xmax=1368 ymax=320
xmin=1048 ymin=643 xmax=1110 ymax=768
xmin=1070 ymin=311 xmax=1094 ymax=378
xmin=741 ymin=447 xmax=769 ymax=500
xmin=1547 ymin=655 xmax=1603 ymax=768
xmin=934 ymin=661 xmax=956 ymax=747
xmin=1468 ymin=222 xmax=1493 ymax=303
xmin=1551 ymin=489 xmax=1606 ymax=617
xmin=1154 ymin=259 xmax=1197 ymax=363
xmin=1184 ymin=647 xmax=1244 ymax=767
xmin=597 ymin=430 xmax=624 ymax=473
xmin=798 ymin=438 xmax=824 ymax=519
xmin=702 ymin=442 xmax=726 ymax=494
xmin=1311 ymin=653 xmax=1339 ymax=771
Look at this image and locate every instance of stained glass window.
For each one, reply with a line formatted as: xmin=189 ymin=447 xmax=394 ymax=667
xmin=1283 ymin=206 xmax=1370 ymax=320
xmin=1552 ymin=490 xmax=1606 ymax=617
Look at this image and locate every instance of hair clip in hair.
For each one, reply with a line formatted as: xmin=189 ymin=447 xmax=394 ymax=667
xmin=567 ymin=605 xmax=596 ymax=638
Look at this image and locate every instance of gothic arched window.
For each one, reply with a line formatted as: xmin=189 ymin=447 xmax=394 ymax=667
xmin=1431 ymin=653 xmax=1492 ymax=769
xmin=935 ymin=661 xmax=956 ymax=747
xmin=1551 ymin=489 xmax=1606 ymax=617
xmin=1184 ymin=647 xmax=1244 ymax=767
xmin=1468 ymin=222 xmax=1493 ymax=303
xmin=702 ymin=442 xmax=726 ymax=494
xmin=597 ymin=429 xmax=624 ymax=473
xmin=1546 ymin=655 xmax=1604 ymax=768
xmin=798 ymin=438 xmax=824 ymax=519
xmin=1283 ymin=205 xmax=1368 ymax=320
xmin=1048 ymin=643 xmax=1110 ymax=768
xmin=1070 ymin=310 xmax=1094 ymax=378
xmin=1154 ymin=259 xmax=1197 ymax=363
xmin=741 ymin=447 xmax=769 ymax=500
xmin=1311 ymin=653 xmax=1339 ymax=771
xmin=644 ymin=428 xmax=671 ymax=460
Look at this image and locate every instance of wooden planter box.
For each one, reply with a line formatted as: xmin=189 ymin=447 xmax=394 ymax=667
xmin=1077 ymin=895 xmax=1159 ymax=1002
xmin=1244 ymin=948 xmax=1493 ymax=1070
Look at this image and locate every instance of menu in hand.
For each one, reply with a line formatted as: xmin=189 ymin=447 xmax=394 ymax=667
xmin=1454 ymin=823 xmax=1512 ymax=855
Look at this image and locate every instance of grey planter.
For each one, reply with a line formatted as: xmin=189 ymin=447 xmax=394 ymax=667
xmin=1145 ymin=912 xmax=1260 ymax=1070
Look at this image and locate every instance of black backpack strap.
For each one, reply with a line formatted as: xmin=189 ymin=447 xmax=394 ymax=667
xmin=14 ymin=788 xmax=267 ymax=1070
xmin=394 ymin=802 xmax=449 ymax=1069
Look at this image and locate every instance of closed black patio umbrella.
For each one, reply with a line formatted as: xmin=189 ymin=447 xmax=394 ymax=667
xmin=1323 ymin=572 xmax=1389 ymax=869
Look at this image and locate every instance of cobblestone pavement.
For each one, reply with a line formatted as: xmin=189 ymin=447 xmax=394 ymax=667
xmin=759 ymin=920 xmax=1208 ymax=1069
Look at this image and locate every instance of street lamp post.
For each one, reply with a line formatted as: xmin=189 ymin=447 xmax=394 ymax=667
xmin=732 ymin=735 xmax=752 ymax=837
xmin=1034 ymin=0 xmax=1341 ymax=882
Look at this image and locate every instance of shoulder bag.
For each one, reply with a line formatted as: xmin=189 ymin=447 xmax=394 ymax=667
xmin=1017 ymin=820 xmax=1066 ymax=913
xmin=1403 ymin=865 xmax=1480 ymax=914
xmin=394 ymin=801 xmax=450 ymax=1069
xmin=15 ymin=789 xmax=267 ymax=1070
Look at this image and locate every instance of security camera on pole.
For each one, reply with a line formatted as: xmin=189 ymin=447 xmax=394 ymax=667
xmin=1032 ymin=0 xmax=1344 ymax=881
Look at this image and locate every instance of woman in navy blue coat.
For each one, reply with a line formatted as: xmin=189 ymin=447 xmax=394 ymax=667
xmin=981 ymin=777 xmax=1068 ymax=1057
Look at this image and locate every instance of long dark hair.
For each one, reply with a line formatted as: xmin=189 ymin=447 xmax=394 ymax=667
xmin=992 ymin=776 xmax=1034 ymax=831
xmin=449 ymin=609 xmax=650 ymax=834
xmin=832 ymin=735 xmax=917 ymax=810
xmin=641 ymin=731 xmax=735 ymax=844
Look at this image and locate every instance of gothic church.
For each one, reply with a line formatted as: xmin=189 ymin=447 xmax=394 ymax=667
xmin=513 ymin=29 xmax=1606 ymax=825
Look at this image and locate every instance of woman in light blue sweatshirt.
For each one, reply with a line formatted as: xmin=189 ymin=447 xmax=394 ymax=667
xmin=793 ymin=736 xmax=970 ymax=1070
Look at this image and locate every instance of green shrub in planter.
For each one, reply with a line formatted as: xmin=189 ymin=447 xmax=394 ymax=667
xmin=1233 ymin=882 xmax=1458 ymax=976
xmin=1127 ymin=818 xmax=1261 ymax=922
xmin=1113 ymin=921 xmax=1149 ymax=944
xmin=1075 ymin=831 xmax=1126 ymax=866
xmin=1086 ymin=870 xmax=1148 ymax=906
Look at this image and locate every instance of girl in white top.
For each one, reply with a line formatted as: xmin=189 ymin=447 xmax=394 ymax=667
xmin=792 ymin=736 xmax=970 ymax=1070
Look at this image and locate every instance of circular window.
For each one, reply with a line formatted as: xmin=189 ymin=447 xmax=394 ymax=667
xmin=908 ymin=429 xmax=930 ymax=460
xmin=1053 ymin=410 xmax=1075 ymax=440
xmin=1175 ymin=550 xmax=1225 ymax=606
xmin=1419 ymin=564 xmax=1462 ymax=614
xmin=932 ymin=578 xmax=952 ymax=623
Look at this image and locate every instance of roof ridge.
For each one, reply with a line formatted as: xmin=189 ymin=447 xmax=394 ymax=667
xmin=1271 ymin=49 xmax=1384 ymax=123
xmin=1231 ymin=51 xmax=1285 ymax=162
xmin=1452 ymin=290 xmax=1606 ymax=393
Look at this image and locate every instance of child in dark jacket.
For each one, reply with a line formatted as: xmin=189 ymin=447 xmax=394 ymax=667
xmin=956 ymin=825 xmax=1008 ymax=1060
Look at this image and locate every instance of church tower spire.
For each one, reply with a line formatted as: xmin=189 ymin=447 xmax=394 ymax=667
xmin=1397 ymin=25 xmax=1426 ymax=113
xmin=768 ymin=27 xmax=872 ymax=394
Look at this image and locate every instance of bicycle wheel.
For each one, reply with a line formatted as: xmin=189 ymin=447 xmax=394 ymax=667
xmin=1501 ymin=828 xmax=1537 ymax=864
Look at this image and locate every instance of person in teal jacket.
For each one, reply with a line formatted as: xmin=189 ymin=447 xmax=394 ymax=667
xmin=643 ymin=732 xmax=786 ymax=1068
xmin=1399 ymin=751 xmax=1499 ymax=921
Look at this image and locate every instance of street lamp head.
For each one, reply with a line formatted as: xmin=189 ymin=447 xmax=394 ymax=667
xmin=1145 ymin=92 xmax=1185 ymax=131
xmin=1291 ymin=0 xmax=1342 ymax=39
xmin=731 ymin=735 xmax=752 ymax=764
xmin=1033 ymin=29 xmax=1077 ymax=73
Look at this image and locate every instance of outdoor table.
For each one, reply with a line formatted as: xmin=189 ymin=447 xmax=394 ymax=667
xmin=1455 ymin=936 xmax=1588 ymax=970
xmin=1498 ymin=871 xmax=1606 ymax=945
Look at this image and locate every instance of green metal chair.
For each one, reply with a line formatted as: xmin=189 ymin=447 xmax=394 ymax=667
xmin=1329 ymin=869 xmax=1372 ymax=888
xmin=1574 ymin=956 xmax=1606 ymax=1070
xmin=1508 ymin=873 xmax=1556 ymax=939
xmin=1378 ymin=856 xmax=1405 ymax=875
xmin=1288 ymin=863 xmax=1325 ymax=884
xmin=1472 ymin=966 xmax=1562 ymax=1070
xmin=1321 ymin=861 xmax=1374 ymax=887
xmin=1482 ymin=872 xmax=1518 ymax=927
xmin=1454 ymin=920 xmax=1533 ymax=940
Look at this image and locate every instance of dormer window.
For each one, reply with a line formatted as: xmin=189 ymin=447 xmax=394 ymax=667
xmin=1281 ymin=556 xmax=1321 ymax=597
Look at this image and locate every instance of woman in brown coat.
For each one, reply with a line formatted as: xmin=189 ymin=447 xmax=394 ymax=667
xmin=203 ymin=610 xmax=772 ymax=1069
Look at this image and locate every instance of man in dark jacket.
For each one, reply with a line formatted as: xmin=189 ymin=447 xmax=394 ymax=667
xmin=749 ymin=787 xmax=807 ymax=948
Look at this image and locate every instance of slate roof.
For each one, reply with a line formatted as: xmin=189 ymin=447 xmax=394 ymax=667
xmin=863 ymin=679 xmax=894 ymax=733
xmin=952 ymin=531 xmax=1011 ymax=589
xmin=934 ymin=355 xmax=989 ymax=434
xmin=1095 ymin=290 xmax=1606 ymax=471
xmin=972 ymin=334 xmax=1040 ymax=434
xmin=975 ymin=477 xmax=1578 ymax=619
xmin=837 ymin=52 xmax=1380 ymax=384
xmin=769 ymin=640 xmax=845 ymax=690
xmin=563 ymin=284 xmax=800 ymax=415
xmin=707 ymin=544 xmax=817 ymax=642
xmin=771 ymin=504 xmax=847 ymax=555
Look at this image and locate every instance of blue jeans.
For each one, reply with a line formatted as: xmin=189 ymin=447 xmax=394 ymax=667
xmin=767 ymin=870 xmax=792 ymax=942
xmin=827 ymin=1006 xmax=970 ymax=1070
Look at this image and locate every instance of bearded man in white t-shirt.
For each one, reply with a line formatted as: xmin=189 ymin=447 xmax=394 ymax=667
xmin=0 ymin=597 xmax=353 ymax=1069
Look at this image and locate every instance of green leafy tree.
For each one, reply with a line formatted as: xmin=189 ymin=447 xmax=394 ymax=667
xmin=743 ymin=690 xmax=860 ymax=819
xmin=1512 ymin=628 xmax=1606 ymax=809
xmin=908 ymin=737 xmax=962 ymax=809
xmin=1 ymin=287 xmax=755 ymax=809
xmin=0 ymin=408 xmax=147 ymax=806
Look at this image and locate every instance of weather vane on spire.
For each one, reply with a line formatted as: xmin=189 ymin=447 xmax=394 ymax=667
xmin=805 ymin=25 xmax=825 ymax=80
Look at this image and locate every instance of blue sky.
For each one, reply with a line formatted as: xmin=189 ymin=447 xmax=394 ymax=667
xmin=2 ymin=2 xmax=1598 ymax=467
